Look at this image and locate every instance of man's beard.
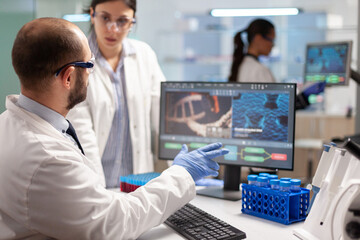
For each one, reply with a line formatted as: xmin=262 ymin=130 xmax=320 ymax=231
xmin=67 ymin=70 xmax=87 ymax=110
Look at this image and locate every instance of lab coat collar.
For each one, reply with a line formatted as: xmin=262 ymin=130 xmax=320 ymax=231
xmin=245 ymin=53 xmax=259 ymax=61
xmin=5 ymin=95 xmax=65 ymax=138
xmin=17 ymin=94 xmax=69 ymax=134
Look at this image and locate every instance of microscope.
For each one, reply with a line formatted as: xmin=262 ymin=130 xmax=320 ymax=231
xmin=293 ymin=138 xmax=360 ymax=240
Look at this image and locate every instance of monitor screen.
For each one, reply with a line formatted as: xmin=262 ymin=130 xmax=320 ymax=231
xmin=304 ymin=41 xmax=352 ymax=86
xmin=159 ymin=82 xmax=296 ymax=200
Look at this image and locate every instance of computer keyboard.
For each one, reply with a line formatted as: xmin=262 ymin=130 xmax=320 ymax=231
xmin=165 ymin=203 xmax=246 ymax=240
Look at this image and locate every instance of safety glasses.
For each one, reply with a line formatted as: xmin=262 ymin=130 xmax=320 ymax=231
xmin=93 ymin=11 xmax=136 ymax=32
xmin=55 ymin=54 xmax=95 ymax=77
xmin=262 ymin=35 xmax=275 ymax=44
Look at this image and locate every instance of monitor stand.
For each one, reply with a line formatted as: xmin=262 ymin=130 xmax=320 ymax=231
xmin=196 ymin=165 xmax=242 ymax=201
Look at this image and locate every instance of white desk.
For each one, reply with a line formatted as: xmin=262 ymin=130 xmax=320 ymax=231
xmin=138 ymin=193 xmax=304 ymax=240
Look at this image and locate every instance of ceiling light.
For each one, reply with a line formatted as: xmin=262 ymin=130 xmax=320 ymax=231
xmin=210 ymin=8 xmax=300 ymax=17
xmin=63 ymin=14 xmax=90 ymax=22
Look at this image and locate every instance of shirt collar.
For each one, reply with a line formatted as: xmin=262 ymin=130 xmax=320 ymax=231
xmin=17 ymin=94 xmax=69 ymax=133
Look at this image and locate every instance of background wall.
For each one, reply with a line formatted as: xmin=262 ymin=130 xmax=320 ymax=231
xmin=0 ymin=0 xmax=358 ymax=116
xmin=134 ymin=0 xmax=358 ymax=116
xmin=0 ymin=0 xmax=35 ymax=113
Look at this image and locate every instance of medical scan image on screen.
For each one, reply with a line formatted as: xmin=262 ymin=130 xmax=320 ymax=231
xmin=231 ymin=92 xmax=289 ymax=142
xmin=159 ymin=82 xmax=296 ymax=171
xmin=304 ymin=41 xmax=352 ymax=85
xmin=165 ymin=92 xmax=232 ymax=138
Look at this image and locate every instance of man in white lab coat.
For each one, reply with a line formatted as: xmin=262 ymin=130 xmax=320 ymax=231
xmin=0 ymin=17 xmax=227 ymax=239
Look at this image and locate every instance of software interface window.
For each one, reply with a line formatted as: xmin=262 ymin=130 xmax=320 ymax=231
xmin=304 ymin=41 xmax=352 ymax=86
xmin=159 ymin=82 xmax=296 ymax=171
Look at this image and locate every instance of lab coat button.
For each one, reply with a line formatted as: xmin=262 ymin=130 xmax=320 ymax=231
xmin=134 ymin=125 xmax=136 ymax=129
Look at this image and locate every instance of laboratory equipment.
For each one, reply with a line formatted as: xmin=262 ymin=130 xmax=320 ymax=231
xmin=120 ymin=172 xmax=160 ymax=192
xmin=268 ymin=174 xmax=278 ymax=180
xmin=241 ymin=181 xmax=310 ymax=225
xmin=290 ymin=179 xmax=301 ymax=192
xmin=270 ymin=179 xmax=280 ymax=190
xmin=247 ymin=174 xmax=257 ymax=185
xmin=293 ymin=138 xmax=360 ymax=240
xmin=280 ymin=181 xmax=291 ymax=192
xmin=259 ymin=172 xmax=270 ymax=177
xmin=159 ymin=82 xmax=296 ymax=200
xmin=304 ymin=41 xmax=352 ymax=86
xmin=257 ymin=176 xmax=269 ymax=188
xmin=280 ymin=177 xmax=291 ymax=181
xmin=165 ymin=203 xmax=246 ymax=240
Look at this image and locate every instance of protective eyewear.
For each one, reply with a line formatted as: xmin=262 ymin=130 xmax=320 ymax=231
xmin=93 ymin=11 xmax=136 ymax=32
xmin=262 ymin=35 xmax=275 ymax=44
xmin=55 ymin=54 xmax=95 ymax=77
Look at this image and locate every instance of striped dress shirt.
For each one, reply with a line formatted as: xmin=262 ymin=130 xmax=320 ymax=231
xmin=89 ymin=32 xmax=134 ymax=188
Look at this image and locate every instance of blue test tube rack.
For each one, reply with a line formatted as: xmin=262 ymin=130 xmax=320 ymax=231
xmin=241 ymin=183 xmax=310 ymax=225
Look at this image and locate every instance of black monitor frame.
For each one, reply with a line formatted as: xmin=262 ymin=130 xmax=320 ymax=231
xmin=304 ymin=40 xmax=352 ymax=86
xmin=158 ymin=82 xmax=296 ymax=201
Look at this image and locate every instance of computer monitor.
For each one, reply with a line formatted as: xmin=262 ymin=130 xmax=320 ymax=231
xmin=304 ymin=41 xmax=352 ymax=86
xmin=159 ymin=82 xmax=296 ymax=200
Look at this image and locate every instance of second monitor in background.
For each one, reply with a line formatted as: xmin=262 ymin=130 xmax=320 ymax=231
xmin=304 ymin=41 xmax=352 ymax=86
xmin=159 ymin=82 xmax=296 ymax=200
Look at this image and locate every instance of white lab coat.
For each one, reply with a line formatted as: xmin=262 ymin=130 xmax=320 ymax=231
xmin=0 ymin=95 xmax=195 ymax=240
xmin=67 ymin=38 xmax=166 ymax=185
xmin=237 ymin=55 xmax=276 ymax=83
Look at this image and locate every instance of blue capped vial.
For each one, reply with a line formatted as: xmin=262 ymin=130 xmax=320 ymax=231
xmin=280 ymin=177 xmax=291 ymax=182
xmin=259 ymin=173 xmax=270 ymax=177
xmin=290 ymin=179 xmax=301 ymax=192
xmin=247 ymin=174 xmax=258 ymax=185
xmin=257 ymin=176 xmax=269 ymax=188
xmin=270 ymin=179 xmax=280 ymax=190
xmin=279 ymin=180 xmax=291 ymax=192
xmin=268 ymin=174 xmax=278 ymax=181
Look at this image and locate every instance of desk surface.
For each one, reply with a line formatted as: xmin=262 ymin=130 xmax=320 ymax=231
xmin=138 ymin=193 xmax=304 ymax=240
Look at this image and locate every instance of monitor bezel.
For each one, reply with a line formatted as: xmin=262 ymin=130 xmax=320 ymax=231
xmin=158 ymin=81 xmax=296 ymax=172
xmin=304 ymin=40 xmax=353 ymax=86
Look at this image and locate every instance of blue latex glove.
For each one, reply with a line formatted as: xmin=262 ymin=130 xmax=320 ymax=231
xmin=173 ymin=142 xmax=229 ymax=182
xmin=302 ymin=81 xmax=326 ymax=98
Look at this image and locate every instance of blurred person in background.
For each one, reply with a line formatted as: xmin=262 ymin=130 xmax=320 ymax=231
xmin=228 ymin=18 xmax=325 ymax=110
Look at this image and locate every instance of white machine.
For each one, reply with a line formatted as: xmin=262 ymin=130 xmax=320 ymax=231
xmin=294 ymin=138 xmax=360 ymax=240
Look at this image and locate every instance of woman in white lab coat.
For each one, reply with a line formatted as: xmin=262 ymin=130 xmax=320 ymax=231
xmin=228 ymin=19 xmax=276 ymax=83
xmin=68 ymin=0 xmax=166 ymax=188
xmin=228 ymin=19 xmax=325 ymax=109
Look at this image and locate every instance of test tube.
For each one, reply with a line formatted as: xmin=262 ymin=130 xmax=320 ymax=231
xmin=290 ymin=179 xmax=301 ymax=192
xmin=279 ymin=180 xmax=291 ymax=192
xmin=259 ymin=173 xmax=270 ymax=187
xmin=270 ymin=179 xmax=280 ymax=190
xmin=257 ymin=176 xmax=269 ymax=188
xmin=280 ymin=177 xmax=291 ymax=182
xmin=247 ymin=174 xmax=258 ymax=185
xmin=259 ymin=173 xmax=270 ymax=177
xmin=268 ymin=174 xmax=278 ymax=181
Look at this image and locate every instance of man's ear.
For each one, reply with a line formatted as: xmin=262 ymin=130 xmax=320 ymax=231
xmin=60 ymin=66 xmax=76 ymax=90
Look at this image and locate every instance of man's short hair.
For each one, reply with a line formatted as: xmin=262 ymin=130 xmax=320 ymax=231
xmin=12 ymin=18 xmax=84 ymax=92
